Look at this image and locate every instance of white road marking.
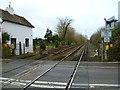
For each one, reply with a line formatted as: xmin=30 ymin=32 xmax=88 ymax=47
xmin=1 ymin=77 xmax=120 ymax=88
xmin=0 ymin=59 xmax=12 ymax=60
xmin=73 ymin=83 xmax=120 ymax=87
xmin=90 ymin=85 xmax=95 ymax=88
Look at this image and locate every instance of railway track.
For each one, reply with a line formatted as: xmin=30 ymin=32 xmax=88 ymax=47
xmin=2 ymin=44 xmax=86 ymax=89
xmin=21 ymin=45 xmax=85 ymax=90
xmin=20 ymin=44 xmax=87 ymax=90
xmin=65 ymin=48 xmax=85 ymax=90
xmin=2 ymin=45 xmax=78 ymax=75
xmin=27 ymin=45 xmax=78 ymax=60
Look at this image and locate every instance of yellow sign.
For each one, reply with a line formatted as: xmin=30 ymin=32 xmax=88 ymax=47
xmin=110 ymin=44 xmax=113 ymax=47
xmin=106 ymin=45 xmax=109 ymax=50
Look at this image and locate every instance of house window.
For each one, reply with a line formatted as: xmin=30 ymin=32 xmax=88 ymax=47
xmin=25 ymin=38 xmax=29 ymax=47
xmin=11 ymin=38 xmax=16 ymax=48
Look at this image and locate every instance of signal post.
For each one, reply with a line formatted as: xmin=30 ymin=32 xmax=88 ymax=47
xmin=101 ymin=16 xmax=117 ymax=60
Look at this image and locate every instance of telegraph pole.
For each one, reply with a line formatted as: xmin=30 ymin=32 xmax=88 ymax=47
xmin=104 ymin=18 xmax=108 ymax=60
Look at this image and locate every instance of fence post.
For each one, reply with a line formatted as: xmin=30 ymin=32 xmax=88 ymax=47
xmin=19 ymin=42 xmax=22 ymax=55
xmin=4 ymin=45 xmax=6 ymax=58
xmin=23 ymin=43 xmax=25 ymax=54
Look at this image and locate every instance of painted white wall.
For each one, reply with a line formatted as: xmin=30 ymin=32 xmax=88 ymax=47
xmin=2 ymin=21 xmax=33 ymax=55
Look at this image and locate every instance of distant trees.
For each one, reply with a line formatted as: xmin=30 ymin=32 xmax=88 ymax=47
xmin=33 ymin=38 xmax=43 ymax=46
xmin=44 ymin=28 xmax=61 ymax=47
xmin=65 ymin=27 xmax=75 ymax=42
xmin=90 ymin=24 xmax=120 ymax=60
xmin=33 ymin=38 xmax=46 ymax=53
xmin=56 ymin=17 xmax=73 ymax=40
xmin=52 ymin=34 xmax=61 ymax=43
xmin=44 ymin=28 xmax=53 ymax=43
xmin=56 ymin=17 xmax=86 ymax=44
xmin=74 ymin=33 xmax=86 ymax=43
xmin=33 ymin=17 xmax=87 ymax=52
xmin=90 ymin=27 xmax=104 ymax=47
xmin=109 ymin=22 xmax=120 ymax=60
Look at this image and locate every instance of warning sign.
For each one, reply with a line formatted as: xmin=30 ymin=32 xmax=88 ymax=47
xmin=104 ymin=37 xmax=110 ymax=42
xmin=106 ymin=45 xmax=109 ymax=50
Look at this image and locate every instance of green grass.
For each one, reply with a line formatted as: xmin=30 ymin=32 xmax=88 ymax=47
xmin=36 ymin=46 xmax=40 ymax=48
xmin=46 ymin=45 xmax=55 ymax=50
xmin=34 ymin=45 xmax=56 ymax=54
xmin=35 ymin=45 xmax=55 ymax=49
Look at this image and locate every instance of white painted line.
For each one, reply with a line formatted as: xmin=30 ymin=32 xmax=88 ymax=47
xmin=90 ymin=85 xmax=95 ymax=88
xmin=0 ymin=59 xmax=12 ymax=60
xmin=35 ymin=81 xmax=67 ymax=85
xmin=1 ymin=80 xmax=66 ymax=89
xmin=73 ymin=83 xmax=120 ymax=87
xmin=1 ymin=77 xmax=120 ymax=88
xmin=31 ymin=84 xmax=65 ymax=88
xmin=11 ymin=82 xmax=26 ymax=86
xmin=1 ymin=77 xmax=67 ymax=85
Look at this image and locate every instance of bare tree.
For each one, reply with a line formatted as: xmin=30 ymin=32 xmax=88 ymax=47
xmin=56 ymin=17 xmax=73 ymax=40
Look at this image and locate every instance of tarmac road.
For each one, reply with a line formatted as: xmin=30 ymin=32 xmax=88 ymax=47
xmin=1 ymin=59 xmax=120 ymax=90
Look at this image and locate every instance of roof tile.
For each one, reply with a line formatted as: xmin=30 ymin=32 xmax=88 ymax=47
xmin=0 ymin=9 xmax=34 ymax=28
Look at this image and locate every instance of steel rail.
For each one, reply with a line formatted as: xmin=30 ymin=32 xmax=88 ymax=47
xmin=2 ymin=45 xmax=76 ymax=74
xmin=2 ymin=45 xmax=81 ymax=88
xmin=21 ymin=45 xmax=83 ymax=90
xmin=65 ymin=46 xmax=86 ymax=90
xmin=2 ymin=61 xmax=48 ymax=88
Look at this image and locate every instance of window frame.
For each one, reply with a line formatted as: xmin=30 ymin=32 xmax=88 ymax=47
xmin=25 ymin=38 xmax=29 ymax=47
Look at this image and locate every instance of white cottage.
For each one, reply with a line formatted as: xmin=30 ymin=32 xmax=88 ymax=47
xmin=0 ymin=5 xmax=34 ymax=55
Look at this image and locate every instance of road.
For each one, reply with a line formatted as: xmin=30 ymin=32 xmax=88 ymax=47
xmin=1 ymin=58 xmax=120 ymax=90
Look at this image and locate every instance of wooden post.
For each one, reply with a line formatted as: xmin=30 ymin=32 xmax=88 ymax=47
xmin=19 ymin=42 xmax=22 ymax=55
xmin=23 ymin=43 xmax=25 ymax=54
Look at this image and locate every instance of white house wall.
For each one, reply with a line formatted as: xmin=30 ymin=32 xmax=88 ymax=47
xmin=2 ymin=21 xmax=33 ymax=55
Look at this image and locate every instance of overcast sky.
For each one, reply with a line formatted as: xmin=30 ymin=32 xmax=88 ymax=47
xmin=0 ymin=0 xmax=120 ymax=39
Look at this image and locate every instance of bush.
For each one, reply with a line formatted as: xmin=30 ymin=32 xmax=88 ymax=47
xmin=2 ymin=32 xmax=10 ymax=44
xmin=109 ymin=27 xmax=120 ymax=60
xmin=40 ymin=41 xmax=46 ymax=51
xmin=55 ymin=40 xmax=59 ymax=48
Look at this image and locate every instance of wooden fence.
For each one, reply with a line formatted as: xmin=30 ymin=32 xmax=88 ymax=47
xmin=2 ymin=44 xmax=11 ymax=58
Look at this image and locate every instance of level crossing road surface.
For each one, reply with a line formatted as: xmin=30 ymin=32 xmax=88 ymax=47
xmin=1 ymin=59 xmax=120 ymax=90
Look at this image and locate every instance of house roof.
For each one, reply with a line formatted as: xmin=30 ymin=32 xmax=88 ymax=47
xmin=0 ymin=9 xmax=34 ymax=28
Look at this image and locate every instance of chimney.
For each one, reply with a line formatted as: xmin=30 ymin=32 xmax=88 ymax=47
xmin=6 ymin=2 xmax=14 ymax=15
xmin=118 ymin=1 xmax=120 ymax=20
